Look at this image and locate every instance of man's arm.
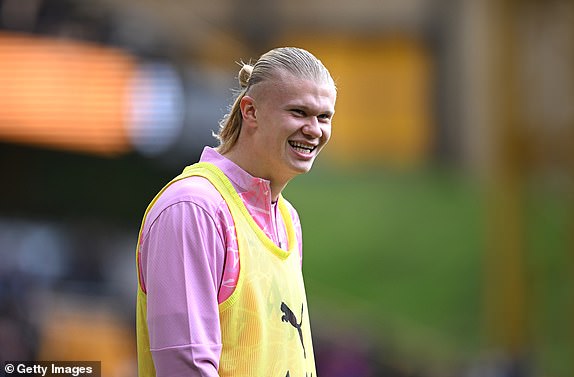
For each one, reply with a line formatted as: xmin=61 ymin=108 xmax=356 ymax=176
xmin=140 ymin=201 xmax=226 ymax=377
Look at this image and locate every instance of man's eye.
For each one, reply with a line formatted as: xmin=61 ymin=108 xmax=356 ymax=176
xmin=291 ymin=109 xmax=305 ymax=116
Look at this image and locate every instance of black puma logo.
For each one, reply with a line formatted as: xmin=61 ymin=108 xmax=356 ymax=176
xmin=285 ymin=372 xmax=313 ymax=377
xmin=280 ymin=302 xmax=306 ymax=359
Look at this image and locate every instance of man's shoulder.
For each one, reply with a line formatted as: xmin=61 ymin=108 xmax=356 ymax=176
xmin=147 ymin=175 xmax=226 ymax=219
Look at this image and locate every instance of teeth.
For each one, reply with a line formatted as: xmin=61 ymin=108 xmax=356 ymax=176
xmin=289 ymin=141 xmax=316 ymax=152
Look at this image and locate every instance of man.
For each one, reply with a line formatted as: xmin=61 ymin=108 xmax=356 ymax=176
xmin=136 ymin=47 xmax=337 ymax=377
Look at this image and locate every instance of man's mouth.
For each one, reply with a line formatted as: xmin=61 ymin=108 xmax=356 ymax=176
xmin=288 ymin=141 xmax=317 ymax=154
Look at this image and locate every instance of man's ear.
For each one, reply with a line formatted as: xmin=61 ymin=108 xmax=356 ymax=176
xmin=240 ymin=95 xmax=257 ymax=126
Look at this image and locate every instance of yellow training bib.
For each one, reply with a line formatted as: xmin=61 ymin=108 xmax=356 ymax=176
xmin=136 ymin=162 xmax=316 ymax=377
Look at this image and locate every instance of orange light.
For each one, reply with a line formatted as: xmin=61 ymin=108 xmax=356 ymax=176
xmin=0 ymin=32 xmax=136 ymax=155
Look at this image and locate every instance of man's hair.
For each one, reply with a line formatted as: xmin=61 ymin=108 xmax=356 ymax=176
xmin=214 ymin=47 xmax=335 ymax=154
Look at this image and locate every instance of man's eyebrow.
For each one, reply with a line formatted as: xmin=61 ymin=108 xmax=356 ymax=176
xmin=286 ymin=103 xmax=334 ymax=115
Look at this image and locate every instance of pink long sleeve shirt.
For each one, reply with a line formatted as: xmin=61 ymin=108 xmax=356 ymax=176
xmin=138 ymin=147 xmax=303 ymax=377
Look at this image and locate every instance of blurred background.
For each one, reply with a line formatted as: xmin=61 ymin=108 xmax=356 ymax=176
xmin=0 ymin=0 xmax=572 ymax=376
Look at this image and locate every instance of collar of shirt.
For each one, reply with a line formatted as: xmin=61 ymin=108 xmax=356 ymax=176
xmin=198 ymin=147 xmax=285 ymax=246
xmin=198 ymin=146 xmax=272 ymax=200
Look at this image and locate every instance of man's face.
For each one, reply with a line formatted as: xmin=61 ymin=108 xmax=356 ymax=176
xmin=246 ymin=72 xmax=336 ymax=183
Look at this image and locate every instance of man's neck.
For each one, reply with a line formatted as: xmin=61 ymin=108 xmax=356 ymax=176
xmin=222 ymin=148 xmax=289 ymax=202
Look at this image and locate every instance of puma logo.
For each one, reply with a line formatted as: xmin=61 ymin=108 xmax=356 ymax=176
xmin=285 ymin=372 xmax=313 ymax=377
xmin=280 ymin=302 xmax=306 ymax=359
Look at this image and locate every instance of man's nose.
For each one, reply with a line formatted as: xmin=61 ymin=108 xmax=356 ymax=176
xmin=302 ymin=117 xmax=322 ymax=138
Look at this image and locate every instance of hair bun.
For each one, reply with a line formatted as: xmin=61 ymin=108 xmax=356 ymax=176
xmin=238 ymin=64 xmax=253 ymax=88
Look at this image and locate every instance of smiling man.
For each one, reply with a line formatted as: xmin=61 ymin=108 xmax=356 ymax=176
xmin=136 ymin=47 xmax=336 ymax=377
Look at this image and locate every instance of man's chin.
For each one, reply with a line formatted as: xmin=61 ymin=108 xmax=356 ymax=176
xmin=290 ymin=161 xmax=315 ymax=176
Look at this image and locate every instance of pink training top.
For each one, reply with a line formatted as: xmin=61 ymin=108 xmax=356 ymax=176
xmin=138 ymin=147 xmax=303 ymax=377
